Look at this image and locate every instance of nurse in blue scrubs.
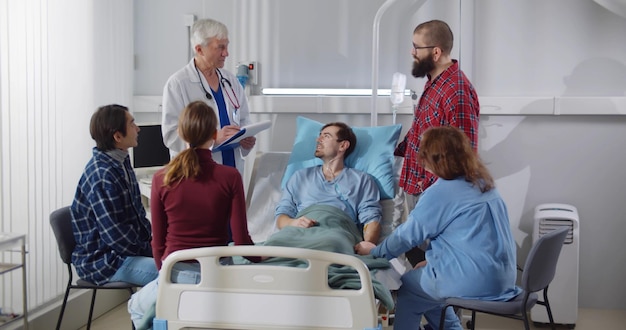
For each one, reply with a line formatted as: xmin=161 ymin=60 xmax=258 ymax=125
xmin=355 ymin=126 xmax=521 ymax=330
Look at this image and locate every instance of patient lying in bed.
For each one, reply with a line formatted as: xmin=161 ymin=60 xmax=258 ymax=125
xmin=259 ymin=204 xmax=395 ymax=310
xmin=260 ymin=122 xmax=401 ymax=309
xmin=275 ymin=122 xmax=383 ymax=246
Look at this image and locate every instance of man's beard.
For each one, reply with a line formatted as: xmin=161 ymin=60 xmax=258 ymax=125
xmin=412 ymin=53 xmax=435 ymax=78
xmin=314 ymin=144 xmax=323 ymax=158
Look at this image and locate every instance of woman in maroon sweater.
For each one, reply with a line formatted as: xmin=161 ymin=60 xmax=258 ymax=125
xmin=129 ymin=101 xmax=258 ymax=328
xmin=150 ymin=101 xmax=258 ymax=269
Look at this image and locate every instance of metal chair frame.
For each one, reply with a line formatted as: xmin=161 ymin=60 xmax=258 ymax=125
xmin=439 ymin=227 xmax=569 ymax=330
xmin=50 ymin=206 xmax=136 ymax=330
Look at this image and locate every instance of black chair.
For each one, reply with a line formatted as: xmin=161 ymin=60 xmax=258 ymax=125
xmin=50 ymin=206 xmax=136 ymax=330
xmin=439 ymin=227 xmax=569 ymax=330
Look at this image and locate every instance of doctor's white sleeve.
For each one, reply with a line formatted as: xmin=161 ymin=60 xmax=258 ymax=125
xmin=161 ymin=80 xmax=186 ymax=156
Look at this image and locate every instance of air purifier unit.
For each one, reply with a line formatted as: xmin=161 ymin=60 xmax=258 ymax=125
xmin=531 ymin=203 xmax=579 ymax=328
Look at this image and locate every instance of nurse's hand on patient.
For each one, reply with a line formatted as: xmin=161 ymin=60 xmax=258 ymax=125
xmin=354 ymin=241 xmax=375 ymax=255
xmin=239 ymin=136 xmax=256 ymax=150
xmin=292 ymin=216 xmax=317 ymax=228
xmin=216 ymin=125 xmax=241 ymax=145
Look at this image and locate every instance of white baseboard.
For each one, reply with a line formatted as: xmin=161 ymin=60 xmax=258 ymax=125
xmin=5 ymin=288 xmax=130 ymax=330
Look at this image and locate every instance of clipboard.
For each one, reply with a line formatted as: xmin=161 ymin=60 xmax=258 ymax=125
xmin=213 ymin=120 xmax=272 ymax=152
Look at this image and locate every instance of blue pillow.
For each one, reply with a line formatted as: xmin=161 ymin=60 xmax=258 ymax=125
xmin=281 ymin=116 xmax=402 ymax=199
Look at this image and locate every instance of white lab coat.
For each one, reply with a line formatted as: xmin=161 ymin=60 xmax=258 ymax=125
xmin=161 ymin=59 xmax=252 ymax=176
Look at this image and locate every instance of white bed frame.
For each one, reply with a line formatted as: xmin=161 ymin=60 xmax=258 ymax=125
xmin=153 ymin=245 xmax=382 ymax=330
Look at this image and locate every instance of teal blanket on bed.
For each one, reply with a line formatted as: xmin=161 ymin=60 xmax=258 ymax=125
xmin=262 ymin=204 xmax=395 ymax=310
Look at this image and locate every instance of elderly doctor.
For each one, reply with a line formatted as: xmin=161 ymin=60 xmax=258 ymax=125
xmin=161 ymin=18 xmax=255 ymax=176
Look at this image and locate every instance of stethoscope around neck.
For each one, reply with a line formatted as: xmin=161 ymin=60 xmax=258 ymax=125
xmin=195 ymin=63 xmax=241 ymax=110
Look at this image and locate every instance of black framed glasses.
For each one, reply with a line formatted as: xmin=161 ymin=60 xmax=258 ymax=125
xmin=412 ymin=44 xmax=436 ymax=51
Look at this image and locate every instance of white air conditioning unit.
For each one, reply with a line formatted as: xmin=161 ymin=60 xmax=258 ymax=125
xmin=531 ymin=203 xmax=579 ymax=327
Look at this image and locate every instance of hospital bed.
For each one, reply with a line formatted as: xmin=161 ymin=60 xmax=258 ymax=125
xmin=153 ymin=134 xmax=408 ymax=329
xmin=153 ymin=245 xmax=383 ymax=330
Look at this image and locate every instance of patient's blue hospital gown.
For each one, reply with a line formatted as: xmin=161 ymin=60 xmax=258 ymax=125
xmin=275 ymin=165 xmax=382 ymax=226
xmin=371 ymin=177 xmax=521 ymax=330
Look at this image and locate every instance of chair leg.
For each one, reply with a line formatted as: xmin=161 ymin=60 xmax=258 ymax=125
xmin=521 ymin=308 xmax=531 ymax=330
xmin=86 ymin=288 xmax=98 ymax=330
xmin=439 ymin=305 xmax=450 ymax=330
xmin=470 ymin=311 xmax=476 ymax=330
xmin=543 ymin=289 xmax=556 ymax=330
xmin=55 ymin=284 xmax=72 ymax=330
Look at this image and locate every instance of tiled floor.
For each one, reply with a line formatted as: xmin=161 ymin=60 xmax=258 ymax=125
xmin=82 ymin=303 xmax=625 ymax=330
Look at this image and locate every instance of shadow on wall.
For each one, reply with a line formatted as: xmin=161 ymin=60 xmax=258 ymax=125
xmin=478 ymin=57 xmax=626 ymax=264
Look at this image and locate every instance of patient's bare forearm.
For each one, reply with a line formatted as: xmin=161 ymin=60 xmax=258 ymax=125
xmin=276 ymin=214 xmax=293 ymax=229
xmin=363 ymin=221 xmax=381 ymax=244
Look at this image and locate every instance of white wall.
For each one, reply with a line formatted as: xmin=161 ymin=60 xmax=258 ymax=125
xmin=132 ymin=0 xmax=626 ymax=311
xmin=0 ymin=0 xmax=134 ymax=323
xmin=472 ymin=0 xmax=626 ymax=309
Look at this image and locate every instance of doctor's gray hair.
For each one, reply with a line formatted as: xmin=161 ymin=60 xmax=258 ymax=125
xmin=190 ymin=18 xmax=229 ymax=51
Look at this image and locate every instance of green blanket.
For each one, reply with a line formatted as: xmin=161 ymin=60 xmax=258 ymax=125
xmin=262 ymin=204 xmax=395 ymax=310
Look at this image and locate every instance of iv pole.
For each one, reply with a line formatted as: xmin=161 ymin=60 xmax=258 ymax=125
xmin=371 ymin=0 xmax=426 ymax=126
xmin=370 ymin=0 xmax=398 ymax=127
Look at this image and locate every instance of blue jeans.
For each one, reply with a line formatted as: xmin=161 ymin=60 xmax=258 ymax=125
xmin=108 ymin=256 xmax=159 ymax=286
xmin=128 ymin=262 xmax=202 ymax=329
xmin=393 ymin=267 xmax=463 ymax=330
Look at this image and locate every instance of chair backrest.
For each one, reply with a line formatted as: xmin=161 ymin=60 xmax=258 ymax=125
xmin=50 ymin=206 xmax=75 ymax=265
xmin=521 ymin=227 xmax=569 ymax=293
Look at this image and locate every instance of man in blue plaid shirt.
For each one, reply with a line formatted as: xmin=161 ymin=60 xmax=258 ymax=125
xmin=70 ymin=104 xmax=158 ymax=286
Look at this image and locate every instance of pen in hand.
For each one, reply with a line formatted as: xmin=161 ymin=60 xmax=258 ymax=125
xmin=217 ymin=125 xmax=241 ymax=145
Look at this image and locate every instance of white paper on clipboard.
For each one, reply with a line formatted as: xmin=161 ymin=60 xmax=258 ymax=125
xmin=213 ymin=120 xmax=272 ymax=152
